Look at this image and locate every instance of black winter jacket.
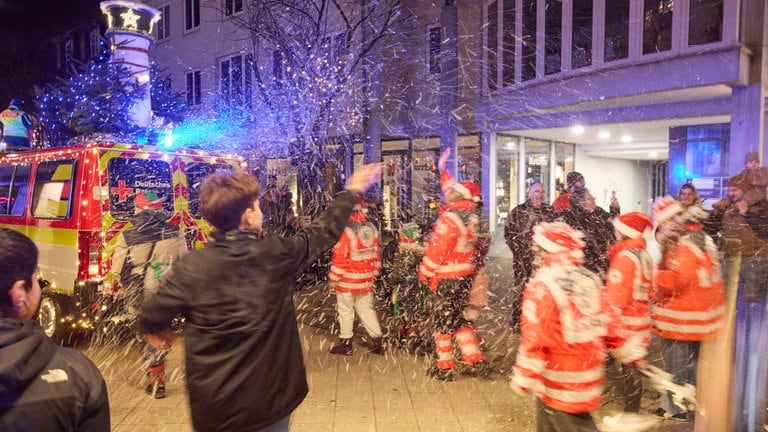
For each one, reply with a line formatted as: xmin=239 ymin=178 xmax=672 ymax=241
xmin=0 ymin=320 xmax=110 ymax=431
xmin=137 ymin=191 xmax=357 ymax=432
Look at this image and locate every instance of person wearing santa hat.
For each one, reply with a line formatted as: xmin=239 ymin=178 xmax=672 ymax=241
xmin=419 ymin=148 xmax=488 ymax=381
xmin=327 ymin=196 xmax=384 ymax=356
xmin=604 ymin=212 xmax=655 ymax=413
xmin=109 ymin=189 xmax=186 ymax=399
xmin=511 ymin=221 xmax=646 ymax=431
xmin=649 ymin=196 xmax=725 ymax=421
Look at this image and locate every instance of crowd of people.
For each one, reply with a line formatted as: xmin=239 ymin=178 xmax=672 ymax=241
xmin=1 ymin=146 xmax=767 ymax=431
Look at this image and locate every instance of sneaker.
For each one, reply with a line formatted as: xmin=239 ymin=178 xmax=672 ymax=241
xmin=598 ymin=412 xmax=660 ymax=432
xmin=145 ymin=383 xmax=166 ymax=399
xmin=329 ymin=338 xmax=354 ymax=356
xmin=650 ymin=407 xmax=689 ymax=421
xmin=426 ymin=366 xmax=454 ymax=382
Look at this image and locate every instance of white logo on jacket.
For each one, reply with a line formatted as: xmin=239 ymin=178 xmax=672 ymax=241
xmin=41 ymin=369 xmax=70 ymax=383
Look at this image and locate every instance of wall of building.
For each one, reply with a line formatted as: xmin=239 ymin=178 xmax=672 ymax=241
xmin=574 ymin=146 xmax=653 ymax=214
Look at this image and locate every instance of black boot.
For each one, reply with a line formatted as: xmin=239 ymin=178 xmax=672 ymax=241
xmin=329 ymin=338 xmax=354 ymax=356
xmin=369 ymin=337 xmax=384 ymax=355
xmin=146 ymin=364 xmax=166 ymax=399
xmin=427 ymin=366 xmax=454 ymax=382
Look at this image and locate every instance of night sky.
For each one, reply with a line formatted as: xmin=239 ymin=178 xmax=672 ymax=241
xmin=0 ymin=0 xmax=102 ymax=111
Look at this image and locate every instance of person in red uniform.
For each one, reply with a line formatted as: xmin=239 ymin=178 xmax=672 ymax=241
xmin=327 ymin=196 xmax=384 ymax=356
xmin=511 ymin=221 xmax=646 ymax=431
xmin=418 ymin=159 xmax=487 ymax=381
xmin=552 ymin=171 xmax=585 ymax=211
xmin=605 ymin=212 xmax=655 ymax=413
xmin=650 ymin=196 xmax=726 ymax=421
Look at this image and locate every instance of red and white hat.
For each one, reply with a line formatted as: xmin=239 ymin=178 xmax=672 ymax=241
xmin=451 ymin=181 xmax=481 ymax=202
xmin=353 ymin=196 xmax=368 ymax=213
xmin=613 ymin=212 xmax=653 ymax=239
xmin=651 ymin=196 xmax=683 ymax=225
xmin=532 ymin=221 xmax=585 ymax=256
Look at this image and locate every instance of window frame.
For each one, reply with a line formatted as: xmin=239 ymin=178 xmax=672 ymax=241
xmin=157 ymin=4 xmax=171 ymax=41
xmin=31 ymin=159 xmax=77 ymax=220
xmin=184 ymin=0 xmax=201 ymax=32
xmin=186 ymin=70 xmax=202 ymax=105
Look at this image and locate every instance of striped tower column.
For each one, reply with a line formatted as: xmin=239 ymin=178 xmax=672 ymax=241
xmin=100 ymin=1 xmax=160 ymax=128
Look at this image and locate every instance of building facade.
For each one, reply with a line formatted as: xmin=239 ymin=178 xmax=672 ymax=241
xmin=128 ymin=0 xmax=764 ymax=232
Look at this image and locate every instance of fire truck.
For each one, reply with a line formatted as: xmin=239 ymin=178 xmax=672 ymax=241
xmin=0 ymin=142 xmax=244 ymax=343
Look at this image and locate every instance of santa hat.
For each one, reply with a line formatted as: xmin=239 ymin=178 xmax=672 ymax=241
xmin=532 ymin=222 xmax=585 ymax=257
xmin=613 ymin=212 xmax=653 ymax=239
xmin=134 ymin=190 xmax=164 ymax=210
xmin=451 ymin=181 xmax=481 ymax=202
xmin=651 ymin=196 xmax=683 ymax=225
xmin=353 ymin=196 xmax=368 ymax=213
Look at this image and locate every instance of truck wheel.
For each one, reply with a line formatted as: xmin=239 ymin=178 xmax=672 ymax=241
xmin=37 ymin=293 xmax=67 ymax=343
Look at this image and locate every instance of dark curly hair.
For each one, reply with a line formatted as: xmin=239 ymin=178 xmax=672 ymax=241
xmin=0 ymin=229 xmax=38 ymax=316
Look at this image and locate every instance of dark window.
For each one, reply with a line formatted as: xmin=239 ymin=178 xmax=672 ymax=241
xmin=185 ymin=0 xmax=200 ymax=31
xmin=572 ymin=0 xmax=592 ymax=68
xmin=225 ymin=0 xmax=243 ymax=16
xmin=0 ymin=164 xmax=31 ymax=217
xmin=186 ymin=70 xmax=201 ymax=105
xmin=604 ymin=0 xmax=630 ymax=62
xmin=643 ymin=0 xmax=673 ymax=54
xmin=231 ymin=55 xmax=243 ymax=106
xmin=89 ymin=29 xmax=101 ymax=57
xmin=429 ymin=26 xmax=442 ymax=74
xmin=158 ymin=5 xmax=171 ymax=40
xmin=244 ymin=54 xmax=253 ymax=110
xmin=487 ymin=1 xmax=498 ymax=91
xmin=521 ymin=0 xmax=537 ymax=81
xmin=185 ymin=163 xmax=234 ymax=218
xmin=545 ymin=0 xmax=562 ymax=75
xmin=334 ymin=31 xmax=351 ymax=57
xmin=502 ymin=0 xmax=515 ymax=87
xmin=221 ymin=59 xmax=230 ymax=104
xmin=273 ymin=50 xmax=284 ymax=87
xmin=689 ymin=0 xmax=722 ymax=45
xmin=32 ymin=160 xmax=76 ymax=220
xmin=107 ymin=158 xmax=173 ymax=221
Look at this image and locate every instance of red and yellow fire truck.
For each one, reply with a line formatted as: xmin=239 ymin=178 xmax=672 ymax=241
xmin=0 ymin=142 xmax=244 ymax=342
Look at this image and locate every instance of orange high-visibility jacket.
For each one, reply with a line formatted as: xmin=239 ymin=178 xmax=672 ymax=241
xmin=328 ymin=211 xmax=381 ymax=295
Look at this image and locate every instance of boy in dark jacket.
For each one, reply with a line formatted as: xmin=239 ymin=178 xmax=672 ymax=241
xmin=0 ymin=228 xmax=110 ymax=431
xmin=137 ymin=164 xmax=381 ymax=432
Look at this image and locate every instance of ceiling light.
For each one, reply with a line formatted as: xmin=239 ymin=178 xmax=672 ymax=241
xmin=649 ymin=151 xmax=658 ymax=157
xmin=620 ymin=135 xmax=632 ymax=143
xmin=506 ymin=141 xmax=516 ymax=148
xmin=598 ymin=130 xmax=611 ymax=140
xmin=571 ymin=125 xmax=585 ymax=135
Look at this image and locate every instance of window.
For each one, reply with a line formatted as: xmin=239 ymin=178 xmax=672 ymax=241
xmin=605 ymin=0 xmax=630 ymax=62
xmin=273 ymin=50 xmax=284 ymax=87
xmin=89 ymin=29 xmax=101 ymax=57
xmin=643 ymin=0 xmax=673 ymax=54
xmin=185 ymin=163 xmax=234 ymax=217
xmin=521 ymin=0 xmax=537 ymax=81
xmin=0 ymin=164 xmax=31 ymax=217
xmin=157 ymin=5 xmax=171 ymax=40
xmin=544 ymin=0 xmax=562 ymax=75
xmin=487 ymin=1 xmax=498 ymax=91
xmin=572 ymin=0 xmax=593 ymax=68
xmin=32 ymin=160 xmax=76 ymax=220
xmin=107 ymin=158 xmax=173 ymax=221
xmin=501 ymin=0 xmax=515 ymax=86
xmin=428 ymin=26 xmax=442 ymax=74
xmin=185 ymin=0 xmax=200 ymax=31
xmin=224 ymin=0 xmax=243 ymax=16
xmin=334 ymin=31 xmax=351 ymax=57
xmin=186 ymin=70 xmax=201 ymax=105
xmin=689 ymin=0 xmax=723 ymax=45
xmin=220 ymin=54 xmax=253 ymax=107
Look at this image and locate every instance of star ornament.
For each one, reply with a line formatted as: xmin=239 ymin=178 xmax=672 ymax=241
xmin=121 ymin=9 xmax=140 ymax=30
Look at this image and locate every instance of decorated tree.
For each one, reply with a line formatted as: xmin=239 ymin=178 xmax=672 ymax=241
xmin=205 ymin=0 xmax=405 ymax=216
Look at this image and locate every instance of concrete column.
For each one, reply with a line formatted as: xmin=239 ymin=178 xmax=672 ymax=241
xmin=730 ymin=83 xmax=764 ymax=173
xmin=439 ymin=1 xmax=459 ymax=173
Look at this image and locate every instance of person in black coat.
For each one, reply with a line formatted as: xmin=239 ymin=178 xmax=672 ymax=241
xmin=562 ymin=188 xmax=616 ymax=277
xmin=504 ymin=182 xmax=556 ymax=328
xmin=137 ymin=164 xmax=382 ymax=432
xmin=0 ymin=228 xmax=110 ymax=431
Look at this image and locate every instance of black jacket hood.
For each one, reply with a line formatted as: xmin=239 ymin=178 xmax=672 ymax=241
xmin=0 ymin=320 xmax=56 ymax=409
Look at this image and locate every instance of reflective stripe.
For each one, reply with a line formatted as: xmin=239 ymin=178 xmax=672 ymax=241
xmin=651 ymin=305 xmax=725 ymax=321
xmin=622 ymin=315 xmax=651 ymax=327
xmin=335 ymin=280 xmax=375 ymax=290
xmin=542 ymin=365 xmax=603 ymax=384
xmin=542 ymin=382 xmax=603 ymax=404
xmin=340 ymin=271 xmax=377 ymax=281
xmin=515 ymin=354 xmax=546 ymax=374
xmin=436 ymin=262 xmax=474 ymax=273
xmin=652 ymin=319 xmax=724 ymax=335
xmin=418 ymin=263 xmax=435 ymax=278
